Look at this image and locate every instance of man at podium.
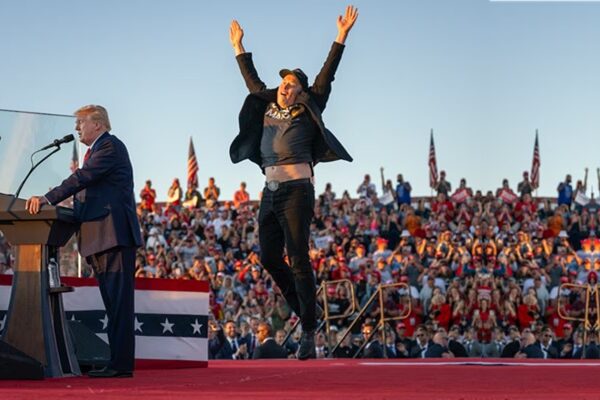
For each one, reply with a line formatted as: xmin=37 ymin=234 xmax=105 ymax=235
xmin=25 ymin=104 xmax=142 ymax=378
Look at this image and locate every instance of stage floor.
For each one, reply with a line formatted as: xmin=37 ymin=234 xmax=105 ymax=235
xmin=1 ymin=359 xmax=600 ymax=399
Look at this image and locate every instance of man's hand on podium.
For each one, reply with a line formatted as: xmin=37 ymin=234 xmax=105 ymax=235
xmin=25 ymin=196 xmax=48 ymax=214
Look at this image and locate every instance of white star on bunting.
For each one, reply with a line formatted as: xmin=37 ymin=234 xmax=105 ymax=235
xmin=135 ymin=317 xmax=144 ymax=333
xmin=161 ymin=317 xmax=175 ymax=334
xmin=99 ymin=314 xmax=109 ymax=330
xmin=191 ymin=319 xmax=203 ymax=335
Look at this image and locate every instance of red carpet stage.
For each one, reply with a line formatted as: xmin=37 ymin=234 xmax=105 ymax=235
xmin=1 ymin=359 xmax=600 ymax=399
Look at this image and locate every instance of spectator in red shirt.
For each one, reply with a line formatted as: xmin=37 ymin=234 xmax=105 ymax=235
xmin=429 ymin=293 xmax=451 ymax=331
xmin=514 ymin=193 xmax=537 ymax=223
xmin=140 ymin=179 xmax=157 ymax=212
xmin=518 ymin=293 xmax=541 ymax=330
xmin=472 ymin=297 xmax=497 ymax=343
xmin=233 ymin=181 xmax=250 ymax=209
xmin=431 ymin=192 xmax=455 ymax=222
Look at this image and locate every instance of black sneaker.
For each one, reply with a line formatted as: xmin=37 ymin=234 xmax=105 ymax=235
xmin=297 ymin=330 xmax=316 ymax=360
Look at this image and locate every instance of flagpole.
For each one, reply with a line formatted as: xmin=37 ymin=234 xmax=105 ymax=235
xmin=430 ymin=129 xmax=432 ymax=198
xmin=531 ymin=129 xmax=540 ymax=199
xmin=535 ymin=129 xmax=538 ymax=198
xmin=429 ymin=129 xmax=435 ymax=198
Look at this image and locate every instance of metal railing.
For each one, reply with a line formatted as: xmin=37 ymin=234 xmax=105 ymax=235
xmin=330 ymin=282 xmax=412 ymax=358
xmin=283 ymin=278 xmax=356 ymax=348
xmin=557 ymin=282 xmax=600 ymax=355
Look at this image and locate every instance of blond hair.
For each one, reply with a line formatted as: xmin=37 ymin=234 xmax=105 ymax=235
xmin=74 ymin=104 xmax=111 ymax=131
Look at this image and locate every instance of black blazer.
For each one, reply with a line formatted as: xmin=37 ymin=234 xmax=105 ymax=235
xmin=523 ymin=344 xmax=545 ymax=359
xmin=425 ymin=343 xmax=448 ymax=358
xmin=538 ymin=342 xmax=560 ymax=359
xmin=409 ymin=340 xmax=433 ymax=358
xmin=45 ymin=132 xmax=142 ymax=257
xmin=252 ymin=338 xmax=288 ymax=359
xmin=501 ymin=340 xmax=521 ymax=358
xmin=231 ymin=42 xmax=353 ymax=170
xmin=566 ymin=345 xmax=584 ymax=359
xmin=449 ymin=340 xmax=468 ymax=358
xmin=585 ymin=344 xmax=600 ymax=359
xmin=333 ymin=344 xmax=359 ymax=358
xmin=362 ymin=340 xmax=384 ymax=359
xmin=214 ymin=335 xmax=247 ymax=360
xmin=209 ymin=329 xmax=226 ymax=360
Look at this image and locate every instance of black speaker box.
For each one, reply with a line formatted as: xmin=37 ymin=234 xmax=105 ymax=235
xmin=0 ymin=340 xmax=44 ymax=380
xmin=68 ymin=320 xmax=110 ymax=369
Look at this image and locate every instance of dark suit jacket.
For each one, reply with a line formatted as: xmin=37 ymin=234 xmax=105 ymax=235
xmin=523 ymin=344 xmax=545 ymax=359
xmin=214 ymin=335 xmax=247 ymax=360
xmin=385 ymin=344 xmax=401 ymax=358
xmin=556 ymin=337 xmax=573 ymax=354
xmin=244 ymin=333 xmax=258 ymax=357
xmin=568 ymin=345 xmax=584 ymax=359
xmin=362 ymin=340 xmax=384 ymax=359
xmin=333 ymin=344 xmax=359 ymax=358
xmin=209 ymin=329 xmax=226 ymax=360
xmin=585 ymin=344 xmax=600 ymax=359
xmin=449 ymin=340 xmax=468 ymax=358
xmin=231 ymin=42 xmax=353 ymax=169
xmin=537 ymin=342 xmax=560 ymax=359
xmin=501 ymin=340 xmax=521 ymax=358
xmin=409 ymin=340 xmax=433 ymax=358
xmin=252 ymin=338 xmax=288 ymax=359
xmin=45 ymin=132 xmax=142 ymax=257
xmin=425 ymin=343 xmax=448 ymax=358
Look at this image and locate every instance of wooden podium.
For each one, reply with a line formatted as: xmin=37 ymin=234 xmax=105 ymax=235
xmin=0 ymin=193 xmax=80 ymax=378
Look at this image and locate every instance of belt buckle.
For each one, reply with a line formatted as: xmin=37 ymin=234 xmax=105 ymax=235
xmin=267 ymin=180 xmax=280 ymax=192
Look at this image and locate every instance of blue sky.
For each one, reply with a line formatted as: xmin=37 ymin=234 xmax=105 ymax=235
xmin=1 ymin=0 xmax=600 ymax=201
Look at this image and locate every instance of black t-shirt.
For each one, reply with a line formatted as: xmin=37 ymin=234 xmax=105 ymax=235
xmin=261 ymin=103 xmax=316 ymax=168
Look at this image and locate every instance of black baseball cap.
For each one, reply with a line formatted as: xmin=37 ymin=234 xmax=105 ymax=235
xmin=279 ymin=68 xmax=309 ymax=91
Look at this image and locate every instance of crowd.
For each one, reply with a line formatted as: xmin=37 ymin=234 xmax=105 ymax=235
xmin=2 ymin=169 xmax=600 ymax=359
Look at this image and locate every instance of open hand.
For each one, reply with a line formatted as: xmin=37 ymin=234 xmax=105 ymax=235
xmin=335 ymin=5 xmax=359 ymax=44
xmin=229 ymin=20 xmax=244 ymax=46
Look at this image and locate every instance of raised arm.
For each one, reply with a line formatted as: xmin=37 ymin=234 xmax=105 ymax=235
xmin=230 ymin=20 xmax=267 ymax=93
xmin=311 ymin=5 xmax=359 ymax=110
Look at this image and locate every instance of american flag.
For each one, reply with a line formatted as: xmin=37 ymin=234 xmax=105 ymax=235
xmin=428 ymin=130 xmax=438 ymax=189
xmin=69 ymin=140 xmax=79 ymax=173
xmin=530 ymin=131 xmax=540 ymax=189
xmin=187 ymin=137 xmax=198 ymax=189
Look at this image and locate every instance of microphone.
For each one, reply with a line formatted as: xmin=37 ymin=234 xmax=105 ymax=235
xmin=39 ymin=134 xmax=75 ymax=151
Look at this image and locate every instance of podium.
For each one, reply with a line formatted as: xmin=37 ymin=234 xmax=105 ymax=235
xmin=0 ymin=193 xmax=80 ymax=379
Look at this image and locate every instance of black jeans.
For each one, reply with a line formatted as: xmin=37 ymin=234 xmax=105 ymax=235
xmin=258 ymin=179 xmax=316 ymax=332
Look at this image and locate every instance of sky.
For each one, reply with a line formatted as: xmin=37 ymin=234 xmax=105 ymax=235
xmin=1 ymin=0 xmax=600 ymax=201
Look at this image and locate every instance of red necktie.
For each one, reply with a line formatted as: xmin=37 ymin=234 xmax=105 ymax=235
xmin=83 ymin=148 xmax=92 ymax=163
